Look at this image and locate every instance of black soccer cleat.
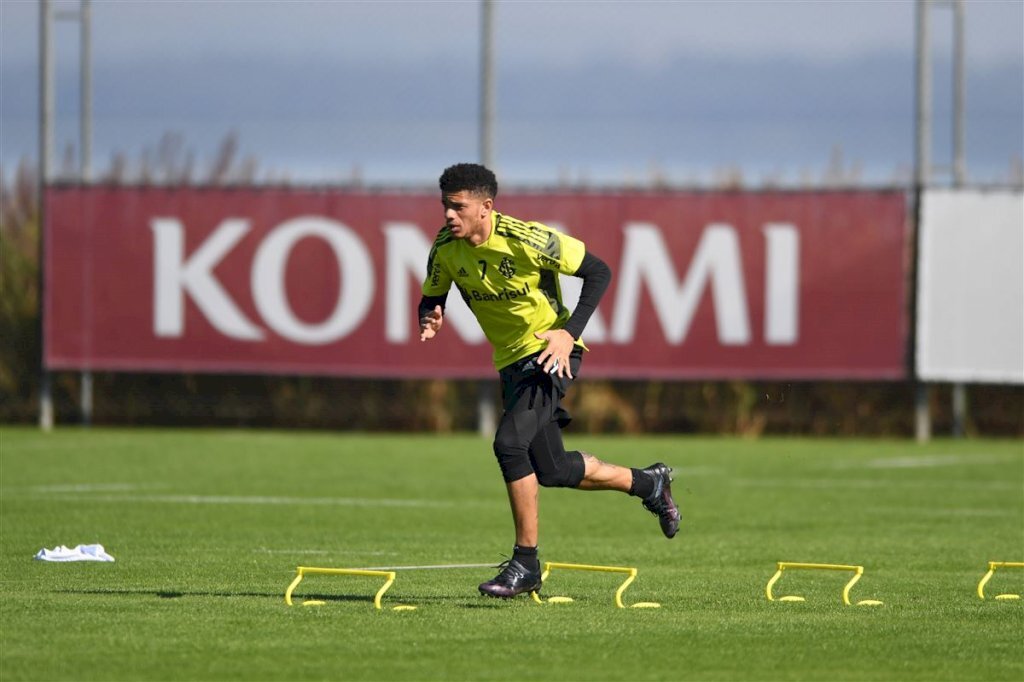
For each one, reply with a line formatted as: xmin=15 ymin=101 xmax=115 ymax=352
xmin=478 ymin=559 xmax=542 ymax=599
xmin=641 ymin=462 xmax=681 ymax=539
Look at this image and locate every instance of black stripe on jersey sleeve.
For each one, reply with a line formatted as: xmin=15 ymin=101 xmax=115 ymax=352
xmin=432 ymin=225 xmax=455 ymax=246
xmin=538 ymin=270 xmax=564 ymax=317
xmin=425 ymin=226 xmax=454 ymax=279
xmin=541 ymin=229 xmax=562 ymax=262
xmin=496 ymin=220 xmax=548 ymax=252
xmin=496 ymin=215 xmax=564 ymax=263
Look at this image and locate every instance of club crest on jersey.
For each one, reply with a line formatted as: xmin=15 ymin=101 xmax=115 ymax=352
xmin=498 ymin=257 xmax=516 ymax=278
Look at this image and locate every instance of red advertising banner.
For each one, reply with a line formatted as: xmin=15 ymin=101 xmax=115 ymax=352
xmin=44 ymin=187 xmax=908 ymax=379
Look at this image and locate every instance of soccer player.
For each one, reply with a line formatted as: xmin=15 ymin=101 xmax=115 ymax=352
xmin=418 ymin=163 xmax=680 ymax=599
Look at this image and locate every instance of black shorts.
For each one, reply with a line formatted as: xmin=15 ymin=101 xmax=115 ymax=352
xmin=491 ymin=346 xmax=586 ymax=486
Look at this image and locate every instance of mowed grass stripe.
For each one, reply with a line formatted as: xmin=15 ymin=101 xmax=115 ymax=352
xmin=11 ymin=493 xmax=467 ymax=508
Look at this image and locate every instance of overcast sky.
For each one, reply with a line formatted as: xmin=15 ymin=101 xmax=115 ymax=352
xmin=1 ymin=0 xmax=1022 ymax=185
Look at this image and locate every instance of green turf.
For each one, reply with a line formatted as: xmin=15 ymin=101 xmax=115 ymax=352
xmin=1 ymin=428 xmax=1022 ymax=681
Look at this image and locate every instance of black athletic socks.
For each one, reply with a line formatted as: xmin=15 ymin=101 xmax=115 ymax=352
xmin=512 ymin=545 xmax=540 ymax=572
xmin=629 ymin=468 xmax=657 ymax=499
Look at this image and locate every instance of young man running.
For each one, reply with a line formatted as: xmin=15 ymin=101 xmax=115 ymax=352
xmin=418 ymin=163 xmax=680 ymax=599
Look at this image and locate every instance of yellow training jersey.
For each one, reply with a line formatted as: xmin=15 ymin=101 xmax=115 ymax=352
xmin=422 ymin=211 xmax=588 ymax=370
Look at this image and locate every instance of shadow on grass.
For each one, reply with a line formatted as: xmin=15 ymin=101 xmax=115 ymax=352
xmin=55 ymin=588 xmax=461 ymax=605
xmin=458 ymin=600 xmax=523 ymax=609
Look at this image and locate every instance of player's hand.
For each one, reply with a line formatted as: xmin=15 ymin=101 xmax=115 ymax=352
xmin=535 ymin=329 xmax=575 ymax=379
xmin=419 ymin=305 xmax=444 ymax=342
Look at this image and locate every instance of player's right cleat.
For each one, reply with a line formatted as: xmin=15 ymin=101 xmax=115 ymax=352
xmin=478 ymin=559 xmax=542 ymax=599
xmin=641 ymin=462 xmax=680 ymax=539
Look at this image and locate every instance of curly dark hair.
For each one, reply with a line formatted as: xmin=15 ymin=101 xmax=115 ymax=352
xmin=438 ymin=163 xmax=498 ymax=199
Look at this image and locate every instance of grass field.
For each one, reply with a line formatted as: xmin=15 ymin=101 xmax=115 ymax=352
xmin=1 ymin=427 xmax=1022 ymax=681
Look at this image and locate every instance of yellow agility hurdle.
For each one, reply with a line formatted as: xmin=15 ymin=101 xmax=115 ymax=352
xmin=530 ymin=561 xmax=661 ymax=609
xmin=285 ymin=566 xmax=412 ymax=610
xmin=766 ymin=562 xmax=883 ymax=606
xmin=976 ymin=561 xmax=1024 ymax=600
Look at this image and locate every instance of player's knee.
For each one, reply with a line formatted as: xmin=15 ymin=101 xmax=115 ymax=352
xmin=493 ymin=431 xmax=532 ymax=483
xmin=535 ymin=450 xmax=585 ymax=489
xmin=493 ymin=426 xmax=527 ymax=459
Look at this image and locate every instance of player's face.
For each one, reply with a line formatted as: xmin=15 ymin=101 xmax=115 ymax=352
xmin=442 ymin=190 xmax=492 ymax=243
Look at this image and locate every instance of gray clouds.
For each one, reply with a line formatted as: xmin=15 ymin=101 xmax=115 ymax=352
xmin=1 ymin=0 xmax=1021 ymax=184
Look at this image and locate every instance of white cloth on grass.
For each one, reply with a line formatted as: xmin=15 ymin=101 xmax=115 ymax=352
xmin=34 ymin=544 xmax=115 ymax=562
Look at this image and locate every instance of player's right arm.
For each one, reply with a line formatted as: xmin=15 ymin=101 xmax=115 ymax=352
xmin=418 ymin=296 xmax=447 ymax=341
xmin=419 ymin=230 xmax=454 ymax=342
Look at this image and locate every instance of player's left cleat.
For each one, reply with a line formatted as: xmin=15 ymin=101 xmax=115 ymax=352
xmin=641 ymin=462 xmax=680 ymax=539
xmin=478 ymin=559 xmax=542 ymax=599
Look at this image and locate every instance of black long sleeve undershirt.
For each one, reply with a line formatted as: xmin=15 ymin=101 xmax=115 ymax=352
xmin=418 ymin=293 xmax=448 ymax=321
xmin=416 ymin=251 xmax=612 ymax=339
xmin=562 ymin=251 xmax=611 ymax=339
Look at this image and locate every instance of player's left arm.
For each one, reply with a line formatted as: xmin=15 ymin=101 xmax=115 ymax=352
xmin=536 ymin=250 xmax=612 ymax=377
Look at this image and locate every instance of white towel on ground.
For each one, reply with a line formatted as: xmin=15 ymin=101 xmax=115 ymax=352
xmin=34 ymin=544 xmax=115 ymax=562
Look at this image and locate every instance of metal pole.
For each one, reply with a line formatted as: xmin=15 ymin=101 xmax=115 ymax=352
xmin=480 ymin=0 xmax=495 ymax=169
xmin=952 ymin=381 xmax=968 ymax=437
xmin=950 ymin=0 xmax=968 ymax=438
xmin=915 ymin=0 xmax=931 ymax=237
xmin=80 ymin=0 xmax=92 ymax=181
xmin=913 ymin=0 xmax=932 ymax=443
xmin=476 ymin=0 xmax=497 ymax=438
xmin=952 ymin=0 xmax=965 ymax=186
xmin=39 ymin=0 xmax=55 ymax=431
xmin=80 ymin=0 xmax=94 ymax=426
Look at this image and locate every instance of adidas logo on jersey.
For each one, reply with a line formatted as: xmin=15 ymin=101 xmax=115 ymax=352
xmin=457 ymin=267 xmax=469 ymax=277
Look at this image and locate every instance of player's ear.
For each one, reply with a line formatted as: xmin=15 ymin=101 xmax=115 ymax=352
xmin=481 ymin=197 xmax=493 ymax=214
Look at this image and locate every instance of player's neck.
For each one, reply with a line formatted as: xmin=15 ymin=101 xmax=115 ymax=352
xmin=467 ymin=211 xmax=493 ymax=247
